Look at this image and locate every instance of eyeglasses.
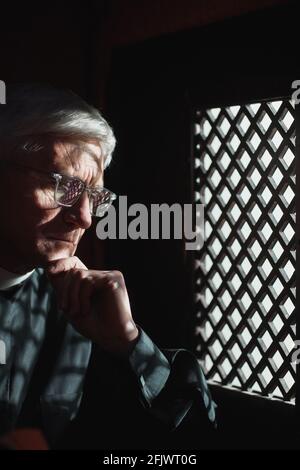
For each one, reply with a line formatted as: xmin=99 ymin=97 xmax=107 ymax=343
xmin=3 ymin=162 xmax=117 ymax=217
xmin=51 ymin=172 xmax=117 ymax=217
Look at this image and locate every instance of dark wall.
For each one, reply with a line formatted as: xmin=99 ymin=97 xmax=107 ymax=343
xmin=0 ymin=4 xmax=89 ymax=93
xmin=102 ymin=0 xmax=288 ymax=46
xmin=104 ymin=2 xmax=299 ymax=448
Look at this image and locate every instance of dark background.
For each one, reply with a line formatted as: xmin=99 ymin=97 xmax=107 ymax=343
xmin=1 ymin=0 xmax=299 ymax=449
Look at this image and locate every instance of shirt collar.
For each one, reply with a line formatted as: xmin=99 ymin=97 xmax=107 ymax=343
xmin=0 ymin=266 xmax=35 ymax=290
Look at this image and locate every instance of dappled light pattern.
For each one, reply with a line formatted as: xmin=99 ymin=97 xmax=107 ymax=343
xmin=194 ymin=99 xmax=295 ymax=402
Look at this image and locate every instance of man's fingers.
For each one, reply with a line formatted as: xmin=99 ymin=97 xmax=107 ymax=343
xmin=58 ymin=270 xmax=73 ymax=312
xmin=46 ymin=256 xmax=88 ymax=275
xmin=47 ymin=264 xmax=130 ymax=325
xmin=79 ymin=278 xmax=95 ymax=317
xmin=67 ymin=270 xmax=85 ymax=316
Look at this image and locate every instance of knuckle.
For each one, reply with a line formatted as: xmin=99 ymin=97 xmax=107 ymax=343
xmin=73 ymin=256 xmax=87 ymax=270
xmin=108 ymin=275 xmax=125 ymax=291
xmin=112 ymin=270 xmax=124 ymax=282
xmin=69 ymin=268 xmax=85 ymax=279
xmin=77 ymin=269 xmax=86 ymax=280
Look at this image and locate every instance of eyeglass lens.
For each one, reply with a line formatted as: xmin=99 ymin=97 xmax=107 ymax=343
xmin=56 ymin=176 xmax=113 ymax=216
xmin=56 ymin=178 xmax=84 ymax=206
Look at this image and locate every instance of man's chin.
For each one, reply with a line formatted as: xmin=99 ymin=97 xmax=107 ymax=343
xmin=36 ymin=240 xmax=77 ymax=265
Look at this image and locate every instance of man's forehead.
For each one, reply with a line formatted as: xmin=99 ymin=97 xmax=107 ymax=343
xmin=51 ymin=140 xmax=104 ymax=183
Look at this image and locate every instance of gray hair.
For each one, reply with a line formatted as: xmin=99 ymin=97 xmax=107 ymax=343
xmin=0 ymin=83 xmax=116 ymax=169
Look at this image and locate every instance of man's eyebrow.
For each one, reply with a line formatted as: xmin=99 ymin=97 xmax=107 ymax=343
xmin=62 ymin=142 xmax=102 ymax=169
xmin=77 ymin=142 xmax=104 ymax=171
xmin=63 ymin=142 xmax=103 ymax=184
xmin=83 ymin=147 xmax=103 ymax=171
xmin=80 ymin=145 xmax=104 ymax=186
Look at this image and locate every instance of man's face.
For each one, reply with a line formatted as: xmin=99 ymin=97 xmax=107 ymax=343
xmin=0 ymin=140 xmax=104 ymax=272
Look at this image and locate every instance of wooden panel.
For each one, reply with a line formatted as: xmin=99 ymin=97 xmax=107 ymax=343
xmin=103 ymin=0 xmax=289 ymax=46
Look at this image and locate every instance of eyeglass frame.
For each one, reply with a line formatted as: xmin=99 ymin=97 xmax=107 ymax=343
xmin=1 ymin=161 xmax=117 ymax=217
xmin=51 ymin=171 xmax=117 ymax=216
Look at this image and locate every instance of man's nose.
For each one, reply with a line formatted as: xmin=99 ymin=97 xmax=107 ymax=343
xmin=63 ymin=191 xmax=92 ymax=229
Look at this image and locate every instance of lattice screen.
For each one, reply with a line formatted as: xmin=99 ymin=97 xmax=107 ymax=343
xmin=193 ymin=99 xmax=296 ymax=402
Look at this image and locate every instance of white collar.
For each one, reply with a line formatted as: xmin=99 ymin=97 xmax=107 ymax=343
xmin=0 ymin=266 xmax=35 ymax=290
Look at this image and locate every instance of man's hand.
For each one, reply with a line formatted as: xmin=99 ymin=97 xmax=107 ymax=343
xmin=46 ymin=257 xmax=139 ymax=357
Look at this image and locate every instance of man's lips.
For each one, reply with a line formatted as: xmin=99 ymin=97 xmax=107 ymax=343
xmin=48 ymin=237 xmax=76 ymax=244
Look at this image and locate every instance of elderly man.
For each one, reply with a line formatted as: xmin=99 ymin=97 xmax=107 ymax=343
xmin=0 ymin=84 xmax=216 ymax=450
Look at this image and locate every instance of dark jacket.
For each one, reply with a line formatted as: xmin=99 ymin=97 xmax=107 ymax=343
xmin=0 ymin=269 xmax=216 ymax=449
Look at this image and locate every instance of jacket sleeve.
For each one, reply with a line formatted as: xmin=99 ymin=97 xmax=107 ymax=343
xmin=58 ymin=326 xmax=217 ymax=449
xmin=127 ymin=326 xmax=217 ymax=431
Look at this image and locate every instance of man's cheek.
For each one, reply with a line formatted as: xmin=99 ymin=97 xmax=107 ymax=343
xmin=29 ymin=187 xmax=56 ymax=210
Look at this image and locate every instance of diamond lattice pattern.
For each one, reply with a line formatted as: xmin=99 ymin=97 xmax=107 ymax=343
xmin=194 ymin=100 xmax=295 ymax=402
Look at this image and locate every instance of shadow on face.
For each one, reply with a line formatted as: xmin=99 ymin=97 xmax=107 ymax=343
xmin=0 ymin=140 xmax=104 ymax=273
